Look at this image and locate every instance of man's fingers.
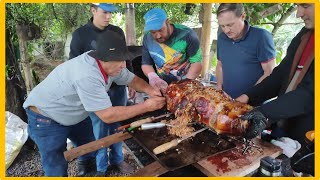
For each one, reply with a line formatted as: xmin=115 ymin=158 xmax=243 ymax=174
xmin=128 ymin=89 xmax=136 ymax=100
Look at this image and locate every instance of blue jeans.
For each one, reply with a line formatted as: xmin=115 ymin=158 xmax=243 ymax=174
xmin=26 ymin=108 xmax=96 ymax=176
xmin=90 ymin=85 xmax=127 ymax=173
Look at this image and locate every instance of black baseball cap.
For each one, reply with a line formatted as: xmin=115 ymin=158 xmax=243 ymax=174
xmin=88 ymin=31 xmax=132 ymax=62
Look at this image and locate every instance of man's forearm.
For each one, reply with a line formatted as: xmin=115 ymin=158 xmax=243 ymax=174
xmin=256 ymin=60 xmax=275 ymax=84
xmin=255 ymin=73 xmax=270 ymax=85
xmin=142 ymin=65 xmax=155 ymax=77
xmin=186 ymin=62 xmax=202 ymax=79
xmin=129 ymin=76 xmax=154 ymax=93
xmin=96 ymin=103 xmax=148 ymax=124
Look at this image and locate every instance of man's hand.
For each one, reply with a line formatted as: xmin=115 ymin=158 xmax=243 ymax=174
xmin=216 ymin=84 xmax=223 ymax=90
xmin=128 ymin=87 xmax=136 ymax=100
xmin=236 ymin=94 xmax=249 ymax=104
xmin=241 ymin=108 xmax=267 ymax=139
xmin=148 ymin=87 xmax=162 ymax=97
xmin=143 ymin=96 xmax=166 ymax=111
xmin=222 ymin=90 xmax=232 ymax=100
xmin=148 ymin=72 xmax=168 ymax=92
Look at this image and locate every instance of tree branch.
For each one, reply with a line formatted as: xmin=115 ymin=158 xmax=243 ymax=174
xmin=258 ymin=4 xmax=282 ymax=18
xmin=260 ymin=22 xmax=304 ymax=26
xmin=272 ymin=5 xmax=297 ymax=36
xmin=49 ymin=3 xmax=59 ymax=20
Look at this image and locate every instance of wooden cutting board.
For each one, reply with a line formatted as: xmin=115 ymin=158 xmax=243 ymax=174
xmin=195 ymin=138 xmax=282 ymax=176
xmin=130 ymin=124 xmax=235 ymax=171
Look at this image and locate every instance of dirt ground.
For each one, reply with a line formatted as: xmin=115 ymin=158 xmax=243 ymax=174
xmin=6 ymin=141 xmax=142 ymax=177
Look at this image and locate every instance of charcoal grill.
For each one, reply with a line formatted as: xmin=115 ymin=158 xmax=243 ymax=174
xmin=122 ymin=109 xmax=236 ymax=171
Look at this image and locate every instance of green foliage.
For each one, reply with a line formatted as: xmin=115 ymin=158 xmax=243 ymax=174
xmin=6 ymin=3 xmax=91 ymax=54
xmin=211 ymin=54 xmax=218 ymax=70
xmin=6 ymin=3 xmax=300 ymax=68
xmin=32 ymin=69 xmax=40 ymax=85
xmin=243 ymin=3 xmax=293 ymax=25
xmin=6 ymin=65 xmax=14 ymax=78
xmin=275 ymin=49 xmax=283 ymax=65
xmin=43 ymin=3 xmax=91 ymax=39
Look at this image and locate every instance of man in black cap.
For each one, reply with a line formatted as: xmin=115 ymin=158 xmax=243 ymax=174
xmin=23 ymin=31 xmax=166 ymax=176
xmin=69 ymin=3 xmax=135 ymax=175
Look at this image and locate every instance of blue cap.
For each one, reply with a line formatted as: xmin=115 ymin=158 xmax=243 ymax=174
xmin=92 ymin=3 xmax=117 ymax=12
xmin=143 ymin=8 xmax=167 ymax=32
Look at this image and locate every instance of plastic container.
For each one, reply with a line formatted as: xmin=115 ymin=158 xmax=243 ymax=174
xmin=259 ymin=156 xmax=282 ymax=177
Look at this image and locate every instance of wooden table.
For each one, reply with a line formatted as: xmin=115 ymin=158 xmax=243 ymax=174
xmin=132 ymin=138 xmax=282 ymax=177
xmin=63 ymin=130 xmax=282 ymax=176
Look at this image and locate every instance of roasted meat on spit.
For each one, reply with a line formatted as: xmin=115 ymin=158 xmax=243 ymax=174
xmin=165 ymin=79 xmax=253 ymax=137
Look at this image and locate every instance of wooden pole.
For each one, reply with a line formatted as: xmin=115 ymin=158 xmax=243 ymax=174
xmin=200 ymin=3 xmax=212 ymax=77
xmin=16 ymin=24 xmax=34 ymax=94
xmin=64 ymin=132 xmax=132 ymax=161
xmin=125 ymin=3 xmax=137 ymax=46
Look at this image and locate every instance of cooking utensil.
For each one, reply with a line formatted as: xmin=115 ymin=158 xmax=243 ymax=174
xmin=141 ymin=122 xmax=171 ymax=130
xmin=153 ymin=127 xmax=208 ymax=155
xmin=130 ymin=113 xmax=171 ymax=128
xmin=117 ymin=113 xmax=171 ymax=131
xmin=141 ymin=122 xmax=195 ymax=130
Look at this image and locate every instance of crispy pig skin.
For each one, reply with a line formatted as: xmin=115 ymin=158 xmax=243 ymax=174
xmin=165 ymin=79 xmax=252 ymax=136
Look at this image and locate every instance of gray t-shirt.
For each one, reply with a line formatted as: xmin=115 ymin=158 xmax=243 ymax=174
xmin=23 ymin=51 xmax=135 ymax=126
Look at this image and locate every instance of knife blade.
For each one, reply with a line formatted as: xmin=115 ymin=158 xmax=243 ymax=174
xmin=141 ymin=122 xmax=196 ymax=130
xmin=130 ymin=113 xmax=171 ymax=128
xmin=153 ymin=127 xmax=208 ymax=155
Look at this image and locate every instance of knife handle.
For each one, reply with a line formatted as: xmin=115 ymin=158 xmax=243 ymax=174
xmin=130 ymin=117 xmax=153 ymax=128
xmin=153 ymin=139 xmax=180 ymax=155
xmin=117 ymin=124 xmax=131 ymax=131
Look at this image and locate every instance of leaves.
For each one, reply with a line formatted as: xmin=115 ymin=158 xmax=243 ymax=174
xmin=6 ymin=3 xmax=300 ymax=65
xmin=6 ymin=3 xmax=90 ymax=45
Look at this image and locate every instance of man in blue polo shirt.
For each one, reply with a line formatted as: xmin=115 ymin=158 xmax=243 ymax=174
xmin=141 ymin=8 xmax=202 ymax=92
xmin=216 ymin=3 xmax=276 ymax=98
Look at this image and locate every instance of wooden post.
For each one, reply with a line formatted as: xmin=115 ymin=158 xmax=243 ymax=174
xmin=125 ymin=3 xmax=137 ymax=46
xmin=200 ymin=3 xmax=212 ymax=77
xmin=16 ymin=24 xmax=33 ymax=94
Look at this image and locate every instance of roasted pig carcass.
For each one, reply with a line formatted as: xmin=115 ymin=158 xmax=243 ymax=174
xmin=165 ymin=79 xmax=253 ymax=137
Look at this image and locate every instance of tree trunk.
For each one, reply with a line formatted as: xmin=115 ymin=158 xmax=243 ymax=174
xmin=16 ymin=24 xmax=34 ymax=94
xmin=5 ymin=28 xmax=28 ymax=123
xmin=200 ymin=3 xmax=212 ymax=77
xmin=125 ymin=3 xmax=137 ymax=46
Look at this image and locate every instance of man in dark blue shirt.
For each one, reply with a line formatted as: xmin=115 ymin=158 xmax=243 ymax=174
xmin=216 ymin=3 xmax=276 ymax=98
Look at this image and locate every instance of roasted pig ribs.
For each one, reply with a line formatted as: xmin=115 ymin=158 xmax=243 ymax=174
xmin=165 ymin=79 xmax=253 ymax=137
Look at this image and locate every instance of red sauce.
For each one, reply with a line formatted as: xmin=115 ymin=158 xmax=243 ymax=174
xmin=207 ymin=149 xmax=251 ymax=173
